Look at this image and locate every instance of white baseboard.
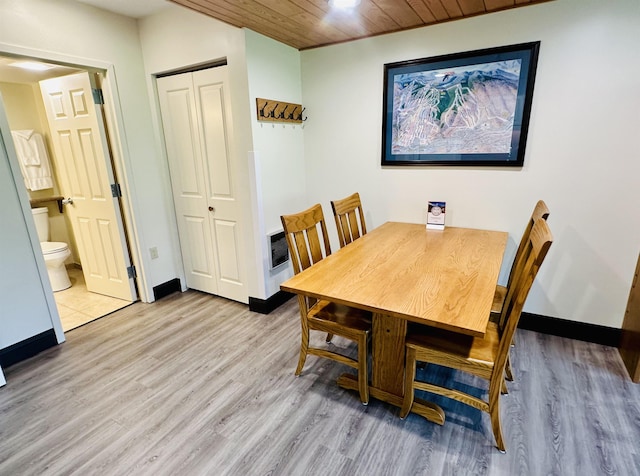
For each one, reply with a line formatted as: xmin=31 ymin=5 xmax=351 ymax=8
xmin=0 ymin=365 xmax=5 ymax=387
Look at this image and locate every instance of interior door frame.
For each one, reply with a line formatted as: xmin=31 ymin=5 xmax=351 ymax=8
xmin=0 ymin=43 xmax=150 ymax=302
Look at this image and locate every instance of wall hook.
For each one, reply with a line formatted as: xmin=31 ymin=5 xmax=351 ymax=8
xmin=256 ymin=98 xmax=306 ymax=124
xmin=259 ymin=101 xmax=268 ymax=118
xmin=285 ymin=106 xmax=295 ymax=120
xmin=279 ymin=104 xmax=290 ymax=119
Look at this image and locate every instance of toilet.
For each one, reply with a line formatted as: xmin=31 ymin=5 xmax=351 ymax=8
xmin=31 ymin=207 xmax=72 ymax=292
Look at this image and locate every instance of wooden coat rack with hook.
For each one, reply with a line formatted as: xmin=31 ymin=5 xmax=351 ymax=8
xmin=256 ymin=98 xmax=306 ymax=124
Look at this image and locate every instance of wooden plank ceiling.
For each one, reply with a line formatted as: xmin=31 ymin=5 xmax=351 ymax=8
xmin=169 ymin=0 xmax=552 ymax=50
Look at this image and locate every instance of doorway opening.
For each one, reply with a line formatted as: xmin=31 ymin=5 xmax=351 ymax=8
xmin=0 ymin=54 xmax=137 ymax=331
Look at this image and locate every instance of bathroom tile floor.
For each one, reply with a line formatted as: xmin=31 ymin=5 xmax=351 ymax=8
xmin=54 ymin=267 xmax=133 ymax=332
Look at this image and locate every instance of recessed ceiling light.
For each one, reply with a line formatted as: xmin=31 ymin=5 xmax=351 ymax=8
xmin=9 ymin=61 xmax=55 ymax=72
xmin=329 ymin=0 xmax=361 ymax=9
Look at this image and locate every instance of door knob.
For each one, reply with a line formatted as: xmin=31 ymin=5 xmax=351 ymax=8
xmin=62 ymin=198 xmax=74 ymax=205
xmin=208 ymin=206 xmax=214 ymax=212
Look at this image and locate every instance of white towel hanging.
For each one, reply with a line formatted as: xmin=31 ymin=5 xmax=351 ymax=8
xmin=11 ymin=130 xmax=54 ymax=191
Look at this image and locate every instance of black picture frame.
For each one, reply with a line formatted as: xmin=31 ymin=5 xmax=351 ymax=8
xmin=381 ymin=42 xmax=540 ymax=167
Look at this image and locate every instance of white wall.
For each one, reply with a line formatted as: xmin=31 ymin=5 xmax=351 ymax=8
xmin=0 ymin=94 xmax=64 ymax=350
xmin=0 ymin=0 xmax=181 ymax=300
xmin=300 ymin=0 xmax=640 ymax=327
xmin=0 ymin=121 xmax=53 ymax=348
xmin=139 ymin=9 xmax=307 ymax=301
xmin=1 ymin=0 xmax=636 ymax=329
xmin=138 ymin=5 xmax=260 ymax=298
xmin=245 ymin=29 xmax=306 ymax=298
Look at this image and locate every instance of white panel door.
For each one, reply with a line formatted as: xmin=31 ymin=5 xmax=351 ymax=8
xmin=158 ymin=72 xmax=217 ymax=294
xmin=39 ymin=72 xmax=136 ymax=301
xmin=158 ymin=67 xmax=246 ymax=303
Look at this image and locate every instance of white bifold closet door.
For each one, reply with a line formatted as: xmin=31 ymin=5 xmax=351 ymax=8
xmin=157 ymin=66 xmax=247 ymax=304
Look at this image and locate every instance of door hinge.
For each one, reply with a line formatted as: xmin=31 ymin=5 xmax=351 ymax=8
xmin=127 ymin=265 xmax=137 ymax=279
xmin=92 ymin=88 xmax=104 ymax=105
xmin=111 ymin=183 xmax=122 ymax=198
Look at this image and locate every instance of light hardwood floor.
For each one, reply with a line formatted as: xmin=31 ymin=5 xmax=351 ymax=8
xmin=1 ymin=290 xmax=639 ymax=475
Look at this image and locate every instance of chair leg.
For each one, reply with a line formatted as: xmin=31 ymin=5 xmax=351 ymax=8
xmin=505 ymin=353 xmax=514 ymax=382
xmin=295 ymin=323 xmax=310 ymax=376
xmin=357 ymin=333 xmax=369 ymax=405
xmin=489 ymin=392 xmax=506 ymax=452
xmin=326 ymin=333 xmax=334 ymax=343
xmin=400 ymin=348 xmax=417 ymax=419
xmin=501 ymin=379 xmax=508 ymax=395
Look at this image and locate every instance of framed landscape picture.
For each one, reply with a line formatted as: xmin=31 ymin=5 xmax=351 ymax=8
xmin=381 ymin=42 xmax=540 ymax=166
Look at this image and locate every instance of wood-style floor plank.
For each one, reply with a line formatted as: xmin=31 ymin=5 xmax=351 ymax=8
xmin=1 ymin=290 xmax=639 ymax=475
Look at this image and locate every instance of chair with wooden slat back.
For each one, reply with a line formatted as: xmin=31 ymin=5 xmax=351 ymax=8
xmin=491 ymin=200 xmax=549 ymax=381
xmin=331 ymin=192 xmax=367 ymax=248
xmin=327 ymin=192 xmax=367 ymax=344
xmin=492 ymin=200 xmax=550 ymax=315
xmin=400 ymin=218 xmax=553 ymax=452
xmin=281 ymin=204 xmax=372 ymax=404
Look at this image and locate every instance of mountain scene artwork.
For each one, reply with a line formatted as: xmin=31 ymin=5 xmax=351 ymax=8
xmin=391 ymin=60 xmax=521 ymax=155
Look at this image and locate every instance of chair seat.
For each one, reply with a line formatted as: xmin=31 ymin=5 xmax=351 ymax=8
xmin=406 ymin=322 xmax=500 ymax=375
xmin=491 ymin=285 xmax=507 ymax=314
xmin=309 ymin=300 xmax=372 ymax=333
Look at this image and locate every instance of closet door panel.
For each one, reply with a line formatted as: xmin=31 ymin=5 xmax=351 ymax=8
xmin=158 ymin=72 xmax=218 ymax=295
xmin=193 ymin=67 xmax=246 ymax=302
xmin=159 ymin=67 xmax=247 ymax=303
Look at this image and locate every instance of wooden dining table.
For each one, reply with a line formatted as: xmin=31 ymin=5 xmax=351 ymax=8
xmin=280 ymin=221 xmax=508 ymax=424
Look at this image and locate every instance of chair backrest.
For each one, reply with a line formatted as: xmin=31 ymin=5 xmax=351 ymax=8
xmin=281 ymin=204 xmax=332 ymax=275
xmin=504 ymin=200 xmax=550 ymax=298
xmin=495 ymin=218 xmax=553 ymax=375
xmin=331 ymin=192 xmax=367 ymax=248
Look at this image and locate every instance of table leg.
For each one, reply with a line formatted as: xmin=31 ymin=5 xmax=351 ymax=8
xmin=336 ymin=312 xmax=446 ymax=425
xmin=372 ymin=312 xmax=406 ymax=395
